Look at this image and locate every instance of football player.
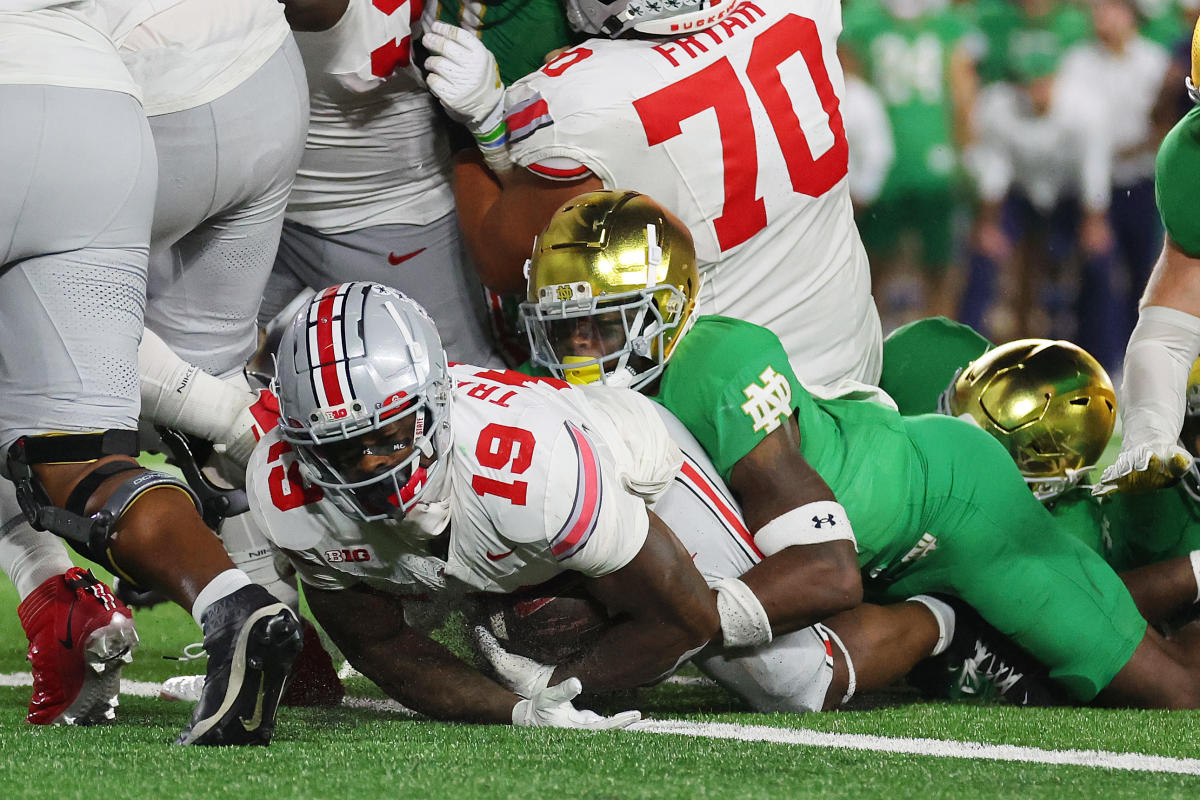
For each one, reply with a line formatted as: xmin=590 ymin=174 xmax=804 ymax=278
xmin=422 ymin=0 xmax=885 ymax=388
xmin=0 ymin=1 xmax=302 ymax=745
xmin=522 ymin=189 xmax=1200 ymax=709
xmin=1093 ymin=17 xmax=1200 ymax=496
xmin=254 ymin=0 xmax=500 ymax=368
xmin=244 ymin=281 xmax=721 ymax=726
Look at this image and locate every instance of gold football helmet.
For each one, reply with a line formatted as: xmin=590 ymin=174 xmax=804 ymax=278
xmin=939 ymin=339 xmax=1117 ymax=501
xmin=1190 ymin=15 xmax=1200 ymax=104
xmin=520 ymin=190 xmax=701 ymax=390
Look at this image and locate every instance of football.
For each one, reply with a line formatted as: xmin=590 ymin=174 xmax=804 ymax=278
xmin=474 ymin=575 xmax=614 ymax=665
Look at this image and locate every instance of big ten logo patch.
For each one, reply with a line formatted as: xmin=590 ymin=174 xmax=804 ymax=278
xmin=740 ymin=366 xmax=792 ymax=434
xmin=325 ymin=547 xmax=373 ymax=563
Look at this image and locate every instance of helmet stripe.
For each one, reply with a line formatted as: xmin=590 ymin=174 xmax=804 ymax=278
xmin=310 ymin=284 xmax=351 ymax=409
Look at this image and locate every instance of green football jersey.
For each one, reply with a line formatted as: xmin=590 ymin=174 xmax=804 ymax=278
xmin=1156 ymin=104 xmax=1200 ymax=257
xmin=840 ymin=0 xmax=975 ymax=193
xmin=971 ymin=0 xmax=1091 ymax=84
xmin=653 ymin=316 xmax=925 ymax=575
xmin=880 ymin=316 xmax=992 ymax=416
xmin=1046 ymin=487 xmax=1111 ymax=562
xmin=435 ymin=0 xmax=575 ymax=84
xmin=1102 ymin=485 xmax=1200 ymax=572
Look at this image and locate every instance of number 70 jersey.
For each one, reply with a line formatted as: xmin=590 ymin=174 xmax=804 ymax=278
xmin=504 ymin=0 xmax=881 ymax=387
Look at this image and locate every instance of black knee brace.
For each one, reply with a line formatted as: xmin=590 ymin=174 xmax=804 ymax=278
xmin=4 ymin=431 xmax=201 ymax=572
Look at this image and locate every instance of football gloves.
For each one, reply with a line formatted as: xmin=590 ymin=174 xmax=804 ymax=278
xmin=1093 ymin=442 xmax=1193 ymax=495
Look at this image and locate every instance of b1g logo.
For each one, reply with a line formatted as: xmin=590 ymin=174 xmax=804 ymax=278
xmin=325 ymin=548 xmax=372 ymax=563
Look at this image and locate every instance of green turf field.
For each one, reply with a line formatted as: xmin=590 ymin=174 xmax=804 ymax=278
xmin=3 ymin=564 xmax=1200 ymax=800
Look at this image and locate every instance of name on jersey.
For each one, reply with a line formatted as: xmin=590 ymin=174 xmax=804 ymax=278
xmin=652 ymin=1 xmax=766 ymax=69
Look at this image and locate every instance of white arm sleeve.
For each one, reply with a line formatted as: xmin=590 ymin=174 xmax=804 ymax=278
xmin=1120 ymin=305 xmax=1200 ymax=450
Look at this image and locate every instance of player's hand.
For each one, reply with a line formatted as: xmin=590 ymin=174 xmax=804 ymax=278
xmin=474 ymin=625 xmax=555 ymax=698
xmin=511 ymin=677 xmax=641 ymax=730
xmin=422 ymin=21 xmax=505 ymax=136
xmin=1093 ymin=442 xmax=1193 ymax=495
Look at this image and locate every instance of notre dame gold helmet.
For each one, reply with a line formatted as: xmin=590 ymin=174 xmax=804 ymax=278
xmin=1190 ymin=15 xmax=1200 ymax=104
xmin=1180 ymin=357 xmax=1200 ymax=502
xmin=521 ymin=190 xmax=701 ymax=390
xmin=939 ymin=339 xmax=1117 ymax=501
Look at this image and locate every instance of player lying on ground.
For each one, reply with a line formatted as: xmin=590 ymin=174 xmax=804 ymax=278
xmin=246 ymin=281 xmax=722 ymax=727
xmin=521 ymin=189 xmax=1200 ymax=709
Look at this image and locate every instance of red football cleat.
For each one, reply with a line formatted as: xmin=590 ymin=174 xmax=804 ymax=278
xmin=17 ymin=568 xmax=139 ymax=725
xmin=280 ymin=617 xmax=345 ymax=708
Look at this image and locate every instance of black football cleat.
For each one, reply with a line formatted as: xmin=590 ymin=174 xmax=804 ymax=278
xmin=176 ymin=584 xmax=302 ymax=746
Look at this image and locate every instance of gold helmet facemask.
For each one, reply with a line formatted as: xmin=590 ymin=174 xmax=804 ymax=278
xmin=937 ymin=338 xmax=1117 ymax=502
xmin=520 ymin=191 xmax=701 ymax=391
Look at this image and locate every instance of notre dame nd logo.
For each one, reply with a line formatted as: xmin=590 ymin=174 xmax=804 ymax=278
xmin=740 ymin=366 xmax=792 ymax=434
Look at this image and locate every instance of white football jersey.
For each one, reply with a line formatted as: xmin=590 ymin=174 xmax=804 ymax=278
xmin=286 ymin=0 xmax=455 ymax=234
xmin=504 ymin=0 xmax=881 ymax=387
xmin=117 ymin=0 xmax=290 ymax=116
xmin=0 ymin=1 xmax=151 ymax=95
xmin=246 ymin=365 xmax=680 ymax=599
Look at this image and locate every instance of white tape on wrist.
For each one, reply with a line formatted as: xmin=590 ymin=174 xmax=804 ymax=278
xmin=753 ymin=501 xmax=856 ymax=556
xmin=714 ymin=577 xmax=773 ymax=649
xmin=1190 ymin=550 xmax=1200 ymax=604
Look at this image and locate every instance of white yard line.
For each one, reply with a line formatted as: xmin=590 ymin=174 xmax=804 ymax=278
xmin=3 ymin=671 xmax=1199 ymax=776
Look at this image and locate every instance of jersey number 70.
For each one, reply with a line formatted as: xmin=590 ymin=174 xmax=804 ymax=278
xmin=633 ymin=14 xmax=848 ymax=252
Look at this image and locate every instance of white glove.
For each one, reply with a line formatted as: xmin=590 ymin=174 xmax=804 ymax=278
xmin=422 ymin=21 xmax=506 ymax=135
xmin=473 ymin=625 xmax=554 ymax=698
xmin=1093 ymin=442 xmax=1193 ymax=495
xmin=511 ymin=677 xmax=642 ymax=730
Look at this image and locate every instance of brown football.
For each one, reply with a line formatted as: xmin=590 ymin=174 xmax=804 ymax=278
xmin=475 ymin=576 xmax=613 ymax=665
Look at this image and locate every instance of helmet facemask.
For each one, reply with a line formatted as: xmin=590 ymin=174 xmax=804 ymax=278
xmin=522 ymin=281 xmax=689 ymax=391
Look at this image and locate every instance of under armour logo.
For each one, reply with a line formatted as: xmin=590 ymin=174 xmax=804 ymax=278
xmin=740 ymin=366 xmax=793 ymax=434
xmin=812 ymin=514 xmax=836 ymax=528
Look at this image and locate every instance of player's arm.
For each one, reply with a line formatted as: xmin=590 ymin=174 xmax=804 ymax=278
xmin=277 ymin=0 xmax=347 ymax=31
xmin=452 ymin=149 xmax=602 ymax=293
xmin=948 ymin=42 xmax=979 ymax=151
xmin=549 ymin=510 xmax=720 ymax=692
xmin=306 ymin=582 xmax=520 ymax=723
xmin=726 ymin=416 xmax=863 ymax=635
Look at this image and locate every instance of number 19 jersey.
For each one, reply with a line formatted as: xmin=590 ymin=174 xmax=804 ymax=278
xmin=504 ymin=0 xmax=882 ymax=387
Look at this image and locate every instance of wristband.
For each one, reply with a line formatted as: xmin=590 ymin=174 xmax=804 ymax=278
xmin=753 ymin=501 xmax=856 ymax=556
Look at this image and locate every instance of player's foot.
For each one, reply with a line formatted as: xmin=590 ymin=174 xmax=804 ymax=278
xmin=18 ymin=567 xmax=138 ymax=725
xmin=175 ymin=584 xmax=302 ymax=746
xmin=163 ymin=619 xmax=344 ymax=709
xmin=908 ymin=596 xmax=1062 ymax=706
xmin=280 ymin=617 xmax=345 ymax=708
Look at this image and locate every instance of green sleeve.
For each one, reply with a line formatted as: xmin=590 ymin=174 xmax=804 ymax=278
xmin=1103 ymin=487 xmax=1200 ymax=571
xmin=654 ymin=317 xmax=805 ymax=482
xmin=880 ymin=317 xmax=992 ymax=416
xmin=1156 ymin=106 xmax=1200 ymax=257
xmin=1047 ymin=489 xmax=1110 ymax=562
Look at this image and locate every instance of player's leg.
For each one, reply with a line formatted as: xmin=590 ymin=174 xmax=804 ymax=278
xmin=885 ymin=414 xmax=1192 ymax=706
xmin=1118 ymin=554 xmax=1200 ymax=624
xmin=269 ymin=216 xmax=502 ymax=366
xmin=143 ymin=35 xmax=308 ymax=378
xmin=914 ymin=187 xmax=959 ymax=321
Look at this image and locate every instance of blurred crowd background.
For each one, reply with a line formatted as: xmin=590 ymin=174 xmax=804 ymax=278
xmin=838 ymin=0 xmax=1197 ymax=378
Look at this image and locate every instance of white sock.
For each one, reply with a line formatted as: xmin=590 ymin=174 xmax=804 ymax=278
xmin=139 ymin=328 xmax=256 ymax=446
xmin=1190 ymin=550 xmax=1200 ymax=604
xmin=908 ymin=594 xmax=956 ymax=656
xmin=191 ymin=568 xmax=254 ymax=626
xmin=0 ymin=517 xmax=74 ymax=601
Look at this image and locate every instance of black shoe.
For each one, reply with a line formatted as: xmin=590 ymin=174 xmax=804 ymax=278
xmin=908 ymin=596 xmax=1063 ymax=707
xmin=176 ymin=584 xmax=302 ymax=746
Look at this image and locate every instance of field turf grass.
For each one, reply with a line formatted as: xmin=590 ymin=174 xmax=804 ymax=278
xmin=2 ymin=567 xmax=1200 ymax=800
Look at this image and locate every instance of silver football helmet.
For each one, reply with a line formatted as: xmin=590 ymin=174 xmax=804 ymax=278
xmin=563 ymin=0 xmax=734 ymax=37
xmin=273 ymin=282 xmax=453 ymax=522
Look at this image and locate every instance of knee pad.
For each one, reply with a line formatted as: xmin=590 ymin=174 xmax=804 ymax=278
xmin=4 ymin=430 xmax=201 ymax=575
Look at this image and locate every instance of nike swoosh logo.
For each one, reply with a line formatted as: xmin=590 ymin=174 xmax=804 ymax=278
xmin=240 ymin=672 xmax=265 ymax=732
xmin=58 ymin=602 xmax=76 ymax=650
xmin=486 ymin=549 xmax=514 ymax=561
xmin=387 ymin=248 xmax=426 ymax=266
